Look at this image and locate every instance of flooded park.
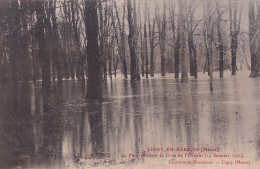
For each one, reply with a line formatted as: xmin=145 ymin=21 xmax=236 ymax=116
xmin=1 ymin=0 xmax=260 ymax=168
xmin=0 ymin=71 xmax=260 ymax=169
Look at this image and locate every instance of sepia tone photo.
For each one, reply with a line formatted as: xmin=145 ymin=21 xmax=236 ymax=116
xmin=0 ymin=0 xmax=260 ymax=169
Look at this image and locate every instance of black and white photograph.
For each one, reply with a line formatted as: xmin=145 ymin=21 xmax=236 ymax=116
xmin=0 ymin=0 xmax=260 ymax=169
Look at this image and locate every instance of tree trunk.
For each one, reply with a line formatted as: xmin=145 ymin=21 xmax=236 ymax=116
xmin=148 ymin=11 xmax=155 ymax=77
xmin=127 ymin=0 xmax=138 ymax=82
xmin=193 ymin=45 xmax=198 ymax=78
xmin=20 ymin=0 xmax=31 ymax=82
xmin=141 ymin=57 xmax=145 ymax=77
xmin=98 ymin=1 xmax=106 ymax=81
xmin=85 ymin=0 xmax=102 ymax=100
xmin=249 ymin=1 xmax=260 ymax=77
xmin=10 ymin=0 xmax=21 ymax=82
xmin=144 ymin=14 xmax=149 ymax=79
xmin=157 ymin=0 xmax=167 ymax=76
xmin=179 ymin=1 xmax=188 ymax=83
xmin=203 ymin=1 xmax=214 ymax=91
xmin=103 ymin=62 xmax=107 ymax=81
xmin=229 ymin=1 xmax=241 ymax=76
xmin=50 ymin=0 xmax=63 ymax=82
xmin=35 ymin=0 xmax=52 ymax=91
xmin=188 ymin=33 xmax=194 ymax=77
xmin=216 ymin=2 xmax=224 ymax=78
xmin=119 ymin=2 xmax=127 ymax=79
xmin=71 ymin=0 xmax=84 ymax=80
xmin=188 ymin=4 xmax=194 ymax=77
xmin=132 ymin=0 xmax=140 ymax=80
xmin=174 ymin=22 xmax=181 ymax=79
xmin=114 ymin=1 xmax=127 ymax=79
xmin=140 ymin=29 xmax=145 ymax=77
xmin=109 ymin=48 xmax=112 ymax=79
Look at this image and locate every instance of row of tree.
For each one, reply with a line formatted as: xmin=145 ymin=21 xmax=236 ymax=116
xmin=0 ymin=0 xmax=260 ymax=99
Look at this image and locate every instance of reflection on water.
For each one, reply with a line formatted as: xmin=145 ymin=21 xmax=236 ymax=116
xmin=0 ymin=73 xmax=260 ymax=168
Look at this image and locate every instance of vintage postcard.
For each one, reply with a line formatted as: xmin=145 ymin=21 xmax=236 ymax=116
xmin=0 ymin=0 xmax=260 ymax=169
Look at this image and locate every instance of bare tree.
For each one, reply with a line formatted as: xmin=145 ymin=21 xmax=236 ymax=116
xmin=174 ymin=25 xmax=181 ymax=79
xmin=157 ymin=0 xmax=167 ymax=76
xmin=20 ymin=0 xmax=31 ymax=82
xmin=249 ymin=1 xmax=260 ymax=77
xmin=114 ymin=0 xmax=128 ymax=79
xmin=133 ymin=0 xmax=140 ymax=80
xmin=144 ymin=3 xmax=149 ymax=79
xmin=216 ymin=1 xmax=225 ymax=78
xmin=98 ymin=0 xmax=112 ymax=80
xmin=170 ymin=1 xmax=181 ymax=79
xmin=61 ymin=0 xmax=74 ymax=79
xmin=148 ymin=6 xmax=156 ymax=77
xmin=229 ymin=0 xmax=241 ymax=75
xmin=9 ymin=0 xmax=22 ymax=82
xmin=187 ymin=0 xmax=199 ymax=78
xmin=71 ymin=0 xmax=85 ymax=80
xmin=35 ymin=0 xmax=52 ymax=91
xmin=179 ymin=0 xmax=188 ymax=83
xmin=203 ymin=1 xmax=215 ymax=91
xmin=50 ymin=0 xmax=63 ymax=82
xmin=127 ymin=0 xmax=139 ymax=81
xmin=140 ymin=18 xmax=145 ymax=77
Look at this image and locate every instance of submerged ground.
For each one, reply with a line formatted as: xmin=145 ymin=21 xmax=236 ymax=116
xmin=0 ymin=71 xmax=260 ymax=169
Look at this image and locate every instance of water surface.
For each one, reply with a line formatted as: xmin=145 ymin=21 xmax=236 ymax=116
xmin=0 ymin=72 xmax=260 ymax=169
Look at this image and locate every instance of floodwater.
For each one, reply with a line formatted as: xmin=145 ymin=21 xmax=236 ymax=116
xmin=0 ymin=71 xmax=260 ymax=169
